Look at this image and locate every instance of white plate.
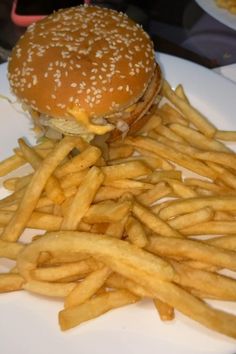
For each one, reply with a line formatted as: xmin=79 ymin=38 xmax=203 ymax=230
xmin=195 ymin=0 xmax=236 ymax=31
xmin=1 ymin=53 xmax=236 ymax=354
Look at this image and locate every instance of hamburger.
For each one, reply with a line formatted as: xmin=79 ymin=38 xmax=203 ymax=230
xmin=8 ymin=5 xmax=162 ymax=142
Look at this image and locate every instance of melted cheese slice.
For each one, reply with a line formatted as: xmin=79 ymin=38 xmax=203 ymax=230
xmin=68 ymin=107 xmax=114 ymax=135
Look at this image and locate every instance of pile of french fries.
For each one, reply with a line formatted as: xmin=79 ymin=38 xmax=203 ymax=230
xmin=1 ymin=80 xmax=236 ymax=339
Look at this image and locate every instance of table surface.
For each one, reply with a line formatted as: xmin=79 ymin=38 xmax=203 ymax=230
xmin=0 ymin=0 xmax=236 ymax=69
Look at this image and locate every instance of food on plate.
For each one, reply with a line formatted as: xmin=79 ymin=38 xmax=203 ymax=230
xmin=8 ymin=5 xmax=162 ymax=142
xmin=1 ymin=76 xmax=236 ymax=341
xmin=215 ymin=0 xmax=236 ymax=14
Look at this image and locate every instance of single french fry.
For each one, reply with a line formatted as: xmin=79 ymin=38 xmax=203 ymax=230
xmin=102 ymin=161 xmax=152 ymax=182
xmin=0 ymin=209 xmax=62 ymax=231
xmin=32 ymin=260 xmax=97 ymax=282
xmin=133 ymin=201 xmax=183 ymax=238
xmin=0 ymin=239 xmax=24 ymax=260
xmin=59 ymin=290 xmax=139 ymax=330
xmin=61 ymin=166 xmax=104 ymax=230
xmin=16 ymin=138 xmax=55 ymax=155
xmin=63 ymin=186 xmax=77 ymax=199
xmin=18 ymin=138 xmax=66 ymax=205
xmin=168 ymin=207 xmax=214 ymax=230
xmin=77 ymin=221 xmax=92 ymax=232
xmin=108 ymin=154 xmax=171 ymax=171
xmin=181 ymin=260 xmax=218 ymax=272
xmin=166 ymin=179 xmax=198 ymax=198
xmin=125 ymin=216 xmax=148 ymax=248
xmin=106 ymin=273 xmax=152 ymax=297
xmin=153 ymin=298 xmax=175 ymax=321
xmin=36 ymin=196 xmax=54 ymax=209
xmin=147 ymin=235 xmax=236 ymax=271
xmin=15 ymin=173 xmax=33 ymax=191
xmin=90 ymin=223 xmax=109 ymax=234
xmin=0 ymin=154 xmax=26 ymax=177
xmin=94 ymin=186 xmax=141 ymax=203
xmin=23 ymin=280 xmax=77 ymax=297
xmin=83 ymin=200 xmax=131 ymax=224
xmin=55 ymin=145 xmax=101 ymax=178
xmin=215 ymin=130 xmax=236 ymax=141
xmin=0 ymin=187 xmax=25 ymax=209
xmin=0 ymin=274 xmax=25 ymax=292
xmin=2 ymin=177 xmax=19 ymax=191
xmin=60 ymin=169 xmax=89 ymax=189
xmin=103 ymin=179 xmax=153 ymax=190
xmin=169 ymin=123 xmax=230 ymax=152
xmin=36 ymin=205 xmax=54 ymax=214
xmin=64 ymin=266 xmax=111 ymax=308
xmin=105 ymin=220 xmax=127 ymax=239
xmin=138 ymin=112 xmax=162 ymax=133
xmin=108 ymin=144 xmax=134 ymax=160
xmin=206 ymin=235 xmax=236 ymax=251
xmin=184 ymin=178 xmax=232 ymax=194
xmin=213 ymin=211 xmax=235 ymax=221
xmin=137 ymin=182 xmax=172 ymax=206
xmin=175 ymin=84 xmax=189 ymax=103
xmin=159 ymin=196 xmax=236 ymax=221
xmin=181 ymin=221 xmax=236 ymax=236
xmin=145 ymin=170 xmax=182 ymax=184
xmin=194 ymin=188 xmax=215 ymax=197
xmin=193 ymin=150 xmax=236 ymax=172
xmin=161 ymin=80 xmax=216 ymax=137
xmin=1 ymin=136 xmax=81 ymax=242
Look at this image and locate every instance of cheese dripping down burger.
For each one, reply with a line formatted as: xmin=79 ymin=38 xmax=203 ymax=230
xmin=8 ymin=5 xmax=162 ymax=142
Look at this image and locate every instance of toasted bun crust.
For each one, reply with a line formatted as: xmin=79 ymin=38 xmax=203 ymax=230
xmin=8 ymin=5 xmax=157 ymax=120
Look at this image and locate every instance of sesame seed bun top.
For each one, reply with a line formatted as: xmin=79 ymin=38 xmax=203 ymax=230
xmin=8 ymin=5 xmax=157 ymax=120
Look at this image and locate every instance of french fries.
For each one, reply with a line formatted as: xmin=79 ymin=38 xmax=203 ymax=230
xmin=18 ymin=138 xmax=65 ymax=204
xmin=31 ymin=259 xmax=98 ymax=282
xmin=133 ymin=202 xmax=183 ymax=238
xmin=0 ymin=274 xmax=25 ymax=292
xmin=147 ymin=236 xmax=236 ymax=272
xmin=125 ymin=215 xmax=148 ymax=248
xmin=1 ymin=137 xmax=81 ymax=242
xmin=161 ymin=80 xmax=216 ymax=137
xmin=159 ymin=196 xmax=236 ymax=220
xmin=153 ymin=298 xmax=175 ymax=321
xmin=23 ymin=280 xmax=77 ymax=297
xmin=0 ymin=239 xmax=24 ymax=259
xmin=168 ymin=207 xmax=214 ymax=230
xmin=64 ymin=266 xmax=111 ymax=308
xmin=61 ymin=166 xmax=104 ymax=230
xmin=60 ymin=290 xmax=139 ymax=331
xmin=1 ymin=80 xmax=236 ymax=341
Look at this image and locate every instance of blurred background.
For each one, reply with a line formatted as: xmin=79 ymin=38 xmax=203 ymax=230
xmin=0 ymin=0 xmax=236 ymax=67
